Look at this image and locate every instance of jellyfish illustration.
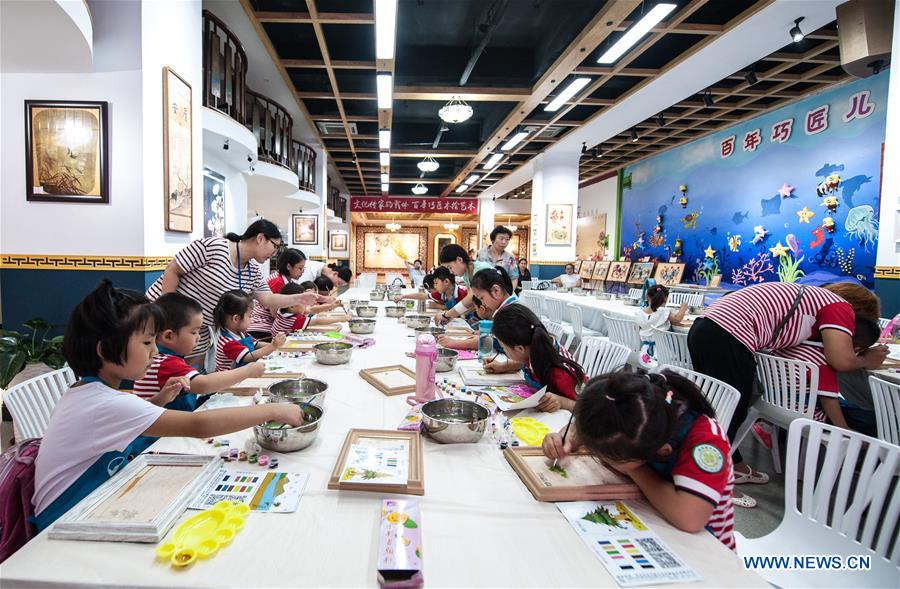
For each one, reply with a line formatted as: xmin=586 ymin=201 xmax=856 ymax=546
xmin=844 ymin=205 xmax=879 ymax=249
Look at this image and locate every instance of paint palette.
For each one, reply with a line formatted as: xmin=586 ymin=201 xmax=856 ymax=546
xmin=155 ymin=500 xmax=249 ymax=567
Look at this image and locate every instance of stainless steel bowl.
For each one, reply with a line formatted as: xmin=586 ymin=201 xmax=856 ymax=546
xmin=421 ymin=399 xmax=489 ymax=444
xmin=596 ymin=292 xmax=612 ymax=300
xmin=349 ymin=318 xmax=376 ymax=334
xmin=356 ymin=305 xmax=377 ymax=318
xmin=253 ymin=404 xmax=323 ymax=452
xmin=348 ymin=299 xmax=367 ymax=310
xmin=558 ymin=287 xmax=571 ymax=293
xmin=369 ymin=290 xmax=385 ymax=301
xmin=384 ymin=305 xmax=406 ymax=317
xmin=266 ymin=378 xmax=328 ymax=405
xmin=405 ymin=314 xmax=432 ymax=329
xmin=623 ymin=297 xmax=640 ymax=306
xmin=434 ymin=348 xmax=458 ymax=373
xmin=313 ymin=342 xmax=354 ymax=365
xmin=414 ymin=326 xmax=446 ymax=338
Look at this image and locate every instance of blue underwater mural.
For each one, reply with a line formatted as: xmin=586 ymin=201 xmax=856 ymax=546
xmin=620 ymin=72 xmax=887 ymax=288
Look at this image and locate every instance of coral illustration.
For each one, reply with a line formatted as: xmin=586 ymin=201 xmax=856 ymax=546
xmin=731 ymin=253 xmax=775 ymax=286
xmin=835 ymin=247 xmax=855 ymax=275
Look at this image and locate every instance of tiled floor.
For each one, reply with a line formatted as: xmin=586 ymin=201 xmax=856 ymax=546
xmin=732 ymin=434 xmax=786 ymax=539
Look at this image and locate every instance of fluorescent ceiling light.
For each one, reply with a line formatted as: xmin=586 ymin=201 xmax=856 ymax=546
xmin=465 ymin=174 xmax=480 ymax=184
xmin=381 ymin=173 xmax=389 ymax=183
xmin=544 ymin=77 xmax=591 ymax=112
xmin=379 ymin=152 xmax=390 ymax=166
xmin=483 ymin=153 xmax=503 ymax=169
xmin=376 ymin=73 xmax=393 ymax=109
xmin=456 ymin=184 xmax=470 ymax=193
xmin=597 ymin=3 xmax=676 ymax=64
xmin=381 ymin=183 xmax=389 ymax=192
xmin=375 ymin=0 xmax=397 ymax=60
xmin=379 ymin=129 xmax=391 ymax=149
xmin=501 ymin=130 xmax=529 ymax=151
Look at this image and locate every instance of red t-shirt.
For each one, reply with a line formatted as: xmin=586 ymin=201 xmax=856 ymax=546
xmin=133 ymin=353 xmax=199 ymax=398
xmin=215 ymin=332 xmax=254 ymax=372
xmin=271 ymin=312 xmax=312 ymax=336
xmin=523 ymin=343 xmax=583 ymax=400
xmin=267 ymin=272 xmax=288 ymax=294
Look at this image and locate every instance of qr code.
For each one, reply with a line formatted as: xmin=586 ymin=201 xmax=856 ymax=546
xmin=203 ymin=493 xmax=247 ymax=504
xmin=636 ymin=537 xmax=682 ymax=569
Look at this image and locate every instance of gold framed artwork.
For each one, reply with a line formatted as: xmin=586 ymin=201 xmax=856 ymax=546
xmin=503 ymin=447 xmax=641 ymax=502
xmin=606 ymin=261 xmax=632 ymax=283
xmin=433 ymin=233 xmax=456 ymax=267
xmin=356 ymin=227 xmax=427 ymax=273
xmin=654 ymin=262 xmax=686 ymax=286
xmin=579 ymin=260 xmax=596 ymax=280
xmin=626 ymin=262 xmax=656 ymax=285
xmin=292 ymin=214 xmax=318 ymax=245
xmin=329 ymin=231 xmax=349 ymax=257
xmin=24 ymin=100 xmax=109 ymax=203
xmin=576 ymin=213 xmax=608 ymax=259
xmin=328 ymin=429 xmax=424 ymax=495
xmin=163 ymin=67 xmax=193 ymax=232
xmin=545 ymin=204 xmax=574 ymax=245
xmin=592 ymin=261 xmax=611 ymax=281
xmin=359 ymin=365 xmax=418 ymax=396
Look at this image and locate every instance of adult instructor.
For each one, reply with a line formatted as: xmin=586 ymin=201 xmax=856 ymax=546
xmin=476 ymin=226 xmax=519 ymax=290
xmin=147 ymin=220 xmax=327 ymax=358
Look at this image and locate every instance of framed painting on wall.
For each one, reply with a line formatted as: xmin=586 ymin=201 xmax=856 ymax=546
xmin=579 ymin=260 xmax=596 ymax=280
xmin=24 ymin=100 xmax=109 ymax=203
xmin=573 ymin=260 xmax=583 ymax=274
xmin=626 ymin=262 xmax=655 ymax=284
xmin=163 ymin=67 xmax=193 ymax=232
xmin=545 ymin=204 xmax=573 ymax=245
xmin=356 ymin=227 xmax=427 ymax=272
xmin=329 ymin=231 xmax=349 ymax=257
xmin=433 ymin=233 xmax=455 ymax=266
xmin=654 ymin=262 xmax=686 ymax=286
xmin=592 ymin=260 xmax=611 ymax=281
xmin=202 ymin=168 xmax=225 ymax=238
xmin=292 ymin=214 xmax=318 ymax=245
xmin=606 ymin=261 xmax=632 ymax=283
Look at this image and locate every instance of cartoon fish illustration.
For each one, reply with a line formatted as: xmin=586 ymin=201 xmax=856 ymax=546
xmin=731 ymin=210 xmax=750 ymax=225
xmin=728 ymin=234 xmax=742 ymax=252
xmin=810 ymin=226 xmax=825 ymax=249
xmin=709 ymin=226 xmax=718 ymax=235
xmin=751 ymin=225 xmax=768 ymax=245
xmin=681 ymin=211 xmax=700 ymax=230
xmin=816 ymin=173 xmax=841 ymax=197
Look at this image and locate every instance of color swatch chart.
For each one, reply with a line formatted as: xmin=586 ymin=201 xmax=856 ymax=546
xmin=190 ymin=469 xmax=309 ymax=513
xmin=557 ymin=501 xmax=701 ymax=587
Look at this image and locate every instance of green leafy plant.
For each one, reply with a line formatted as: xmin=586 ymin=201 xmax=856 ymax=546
xmin=777 ymin=253 xmax=805 ymax=283
xmin=701 ymin=256 xmax=720 ymax=286
xmin=0 ymin=318 xmax=65 ymax=388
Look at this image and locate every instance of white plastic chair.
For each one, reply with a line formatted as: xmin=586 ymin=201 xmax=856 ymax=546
xmin=652 ymin=328 xmax=692 ymax=370
xmin=567 ymin=303 xmax=602 ymax=343
xmin=869 ymin=376 xmax=900 ymax=445
xmin=731 ymin=353 xmax=819 ymax=474
xmin=576 ymin=338 xmax=631 ymax=378
xmin=602 ymin=313 xmax=641 ymax=353
xmin=627 ymin=288 xmax=643 ymax=299
xmin=667 ymin=291 xmax=703 ymax=307
xmin=204 ymin=325 xmax=219 ymax=374
xmin=519 ymin=291 xmax=546 ymax=321
xmin=878 ymin=317 xmax=890 ymax=330
xmin=542 ymin=297 xmax=566 ymax=323
xmin=543 ymin=319 xmax=572 ymax=351
xmin=662 ymin=365 xmax=741 ymax=431
xmin=521 ymin=280 xmax=532 ymax=290
xmin=737 ymin=419 xmax=900 ymax=588
xmin=3 ymin=367 xmax=76 ymax=439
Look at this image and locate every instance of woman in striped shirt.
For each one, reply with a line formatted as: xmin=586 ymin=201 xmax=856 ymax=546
xmin=147 ymin=220 xmax=325 ymax=360
xmin=687 ymin=281 xmax=887 ymax=508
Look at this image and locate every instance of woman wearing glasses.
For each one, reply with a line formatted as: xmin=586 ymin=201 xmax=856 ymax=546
xmin=146 ymin=219 xmax=327 ymax=360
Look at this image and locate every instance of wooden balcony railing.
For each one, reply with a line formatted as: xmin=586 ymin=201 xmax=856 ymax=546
xmin=291 ymin=139 xmax=316 ymax=193
xmin=245 ymin=89 xmax=293 ymax=169
xmin=202 ymin=10 xmax=247 ymax=124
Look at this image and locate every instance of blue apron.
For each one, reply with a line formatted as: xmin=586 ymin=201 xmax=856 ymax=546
xmin=156 ymin=345 xmax=206 ymax=412
xmin=492 ymin=294 xmax=520 ymax=354
xmin=221 ymin=330 xmax=256 ymax=367
xmin=31 ymin=376 xmax=158 ymax=532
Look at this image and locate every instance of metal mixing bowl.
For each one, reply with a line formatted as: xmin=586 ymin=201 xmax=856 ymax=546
xmin=356 ymin=305 xmax=377 ymax=318
xmin=267 ymin=378 xmax=328 ymax=405
xmin=349 ymin=318 xmax=376 ymax=334
xmin=596 ymin=292 xmax=612 ymax=300
xmin=623 ymin=297 xmax=639 ymax=307
xmin=405 ymin=314 xmax=432 ymax=329
xmin=414 ymin=326 xmax=446 ymax=338
xmin=369 ymin=290 xmax=385 ymax=301
xmin=253 ymin=404 xmax=323 ymax=452
xmin=348 ymin=299 xmax=367 ymax=310
xmin=313 ymin=342 xmax=354 ymax=365
xmin=421 ymin=398 xmax=489 ymax=444
xmin=434 ymin=348 xmax=458 ymax=372
xmin=384 ymin=305 xmax=406 ymax=317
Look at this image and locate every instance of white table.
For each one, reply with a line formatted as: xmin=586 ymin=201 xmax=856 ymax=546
xmin=2 ymin=288 xmax=763 ymax=588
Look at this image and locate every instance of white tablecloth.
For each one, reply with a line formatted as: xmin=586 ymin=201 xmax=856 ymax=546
xmin=2 ymin=288 xmax=762 ymax=588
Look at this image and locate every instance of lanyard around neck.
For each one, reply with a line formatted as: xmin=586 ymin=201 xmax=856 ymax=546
xmin=235 ymin=242 xmax=244 ymax=290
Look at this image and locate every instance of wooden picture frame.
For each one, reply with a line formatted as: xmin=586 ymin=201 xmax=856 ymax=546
xmin=359 ymin=365 xmax=418 ymax=396
xmin=329 ymin=231 xmax=348 ymax=253
xmin=356 ymin=226 xmax=428 ymax=273
xmin=292 ymin=214 xmax=318 ymax=245
xmin=606 ymin=261 xmax=632 ymax=283
xmin=573 ymin=260 xmax=583 ymax=274
xmin=50 ymin=454 xmax=221 ymax=542
xmin=579 ymin=260 xmax=596 ymax=280
xmin=626 ymin=262 xmax=656 ymax=284
xmin=503 ymin=447 xmax=641 ymax=503
xmin=654 ymin=262 xmax=686 ymax=286
xmin=25 ymin=100 xmax=109 ymax=203
xmin=592 ymin=260 xmax=611 ymax=281
xmin=328 ymin=429 xmax=424 ymax=495
xmin=163 ymin=67 xmax=193 ymax=232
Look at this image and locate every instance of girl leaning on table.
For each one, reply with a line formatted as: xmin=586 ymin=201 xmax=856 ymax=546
xmin=483 ymin=304 xmax=586 ymax=413
xmin=31 ymin=281 xmax=303 ymax=532
xmin=634 ymin=284 xmax=687 ymax=364
xmin=543 ymin=368 xmax=736 ymax=550
xmin=437 ymin=266 xmax=518 ymax=351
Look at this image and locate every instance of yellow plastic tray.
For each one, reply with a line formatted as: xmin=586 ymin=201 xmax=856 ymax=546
xmin=510 ymin=417 xmax=550 ymax=446
xmin=155 ymin=500 xmax=248 ymax=567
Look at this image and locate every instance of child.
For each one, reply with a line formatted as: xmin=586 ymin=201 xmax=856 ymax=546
xmin=314 ymin=275 xmax=334 ymax=297
xmin=32 ymin=280 xmax=302 ymax=531
xmin=133 ymin=293 xmax=267 ymax=409
xmin=484 ymin=304 xmax=586 ymax=413
xmin=543 ymin=368 xmax=735 ymax=550
xmin=634 ymin=285 xmax=687 ymax=364
xmin=271 ymin=282 xmax=349 ymax=336
xmin=295 ymin=280 xmax=342 ymax=315
xmin=214 ymin=290 xmax=285 ymax=372
xmin=397 ymin=266 xmax=467 ymax=312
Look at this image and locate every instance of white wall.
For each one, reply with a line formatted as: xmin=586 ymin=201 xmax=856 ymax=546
xmin=577 ymin=175 xmax=618 ymax=259
xmin=203 ymin=151 xmax=248 ymax=238
xmin=530 ymin=150 xmax=581 ymax=261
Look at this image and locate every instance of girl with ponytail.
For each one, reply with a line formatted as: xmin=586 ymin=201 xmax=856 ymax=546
xmin=485 ymin=304 xmax=585 ymax=412
xmin=542 ymin=368 xmax=736 ymax=550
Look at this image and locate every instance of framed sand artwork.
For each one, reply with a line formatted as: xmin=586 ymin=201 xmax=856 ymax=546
xmin=546 ymin=204 xmax=573 ymax=245
xmin=592 ymin=261 xmax=611 ymax=281
xmin=654 ymin=262 xmax=686 ymax=286
xmin=579 ymin=260 xmax=596 ymax=280
xmin=573 ymin=260 xmax=583 ymax=274
xmin=328 ymin=429 xmax=424 ymax=495
xmin=359 ymin=365 xmax=418 ymax=396
xmin=292 ymin=214 xmax=318 ymax=245
xmin=626 ymin=262 xmax=655 ymax=285
xmin=163 ymin=67 xmax=193 ymax=232
xmin=605 ymin=261 xmax=632 ymax=283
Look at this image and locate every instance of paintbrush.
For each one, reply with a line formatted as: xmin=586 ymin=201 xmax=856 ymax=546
xmin=552 ymin=411 xmax=575 ymax=469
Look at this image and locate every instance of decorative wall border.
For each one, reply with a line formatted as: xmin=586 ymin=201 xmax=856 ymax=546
xmin=354 ymin=227 xmax=427 ymax=274
xmin=0 ymin=254 xmax=172 ymax=271
xmin=874 ymin=266 xmax=900 ymax=280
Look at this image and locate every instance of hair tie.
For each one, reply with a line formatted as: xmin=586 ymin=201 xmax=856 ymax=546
xmin=605 ymin=394 xmax=615 ymax=401
xmin=665 ymin=390 xmax=674 ymax=405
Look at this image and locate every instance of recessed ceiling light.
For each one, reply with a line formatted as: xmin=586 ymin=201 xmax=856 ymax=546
xmin=544 ymin=77 xmax=591 ymax=112
xmin=455 ymin=184 xmax=470 ymax=193
xmin=380 ymin=173 xmax=389 ymax=183
xmin=501 ymin=129 xmax=529 ymax=151
xmin=483 ymin=153 xmax=503 ymax=169
xmin=379 ymin=152 xmax=390 ymax=166
xmin=465 ymin=174 xmax=480 ymax=184
xmin=375 ymin=0 xmax=397 ymax=60
xmin=597 ymin=2 xmax=676 ymax=64
xmin=376 ymin=73 xmax=393 ymax=109
xmin=381 ymin=182 xmax=389 ymax=192
xmin=379 ymin=129 xmax=391 ymax=149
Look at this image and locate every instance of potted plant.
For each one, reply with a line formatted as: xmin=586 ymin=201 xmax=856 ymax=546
xmin=0 ymin=318 xmax=65 ymax=389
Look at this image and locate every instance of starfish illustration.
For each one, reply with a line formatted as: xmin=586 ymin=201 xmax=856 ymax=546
xmin=778 ymin=183 xmax=795 ymax=199
xmin=796 ymin=206 xmax=815 ymax=224
xmin=704 ymin=245 xmax=716 ymax=259
xmin=769 ymin=242 xmax=789 ymax=258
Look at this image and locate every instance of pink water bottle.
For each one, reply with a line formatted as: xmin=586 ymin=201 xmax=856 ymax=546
xmin=407 ymin=333 xmax=441 ymax=406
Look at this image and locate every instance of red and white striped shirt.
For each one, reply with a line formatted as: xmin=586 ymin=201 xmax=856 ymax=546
xmin=249 ymin=273 xmax=295 ymax=333
xmin=705 ymin=283 xmax=854 ymax=353
xmin=215 ymin=331 xmax=254 ymax=372
xmin=670 ymin=415 xmax=736 ymax=550
xmin=133 ymin=353 xmax=199 ymax=398
xmin=271 ymin=312 xmax=312 ymax=336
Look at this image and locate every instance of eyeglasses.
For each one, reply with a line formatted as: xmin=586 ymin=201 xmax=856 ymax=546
xmin=268 ymin=238 xmax=285 ymax=251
